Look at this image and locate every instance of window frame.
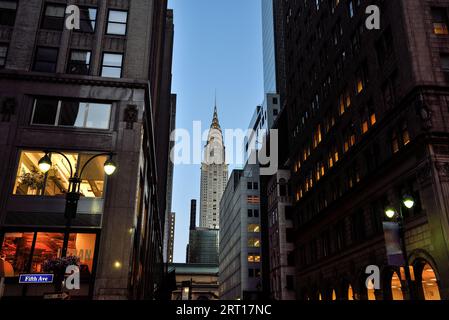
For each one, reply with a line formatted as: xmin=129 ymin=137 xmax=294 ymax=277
xmin=76 ymin=6 xmax=98 ymax=33
xmin=0 ymin=0 xmax=18 ymax=26
xmin=106 ymin=9 xmax=128 ymax=36
xmin=33 ymin=46 xmax=59 ymax=73
xmin=40 ymin=2 xmax=66 ymax=31
xmin=0 ymin=228 xmax=100 ymax=283
xmin=13 ymin=149 xmax=110 ymax=198
xmin=101 ymin=52 xmax=124 ymax=78
xmin=31 ymin=97 xmax=112 ymax=130
xmin=67 ymin=49 xmax=92 ymax=75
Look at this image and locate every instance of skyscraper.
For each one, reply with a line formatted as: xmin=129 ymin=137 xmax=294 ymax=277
xmin=274 ymin=0 xmax=449 ymax=300
xmin=199 ymin=106 xmax=228 ymax=229
xmin=262 ymin=0 xmax=277 ymax=94
xmin=219 ymin=165 xmax=263 ymax=300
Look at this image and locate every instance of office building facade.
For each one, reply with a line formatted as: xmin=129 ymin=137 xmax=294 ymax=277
xmin=0 ymin=0 xmax=174 ymax=300
xmin=219 ymin=165 xmax=262 ymax=300
xmin=275 ymin=0 xmax=449 ymax=300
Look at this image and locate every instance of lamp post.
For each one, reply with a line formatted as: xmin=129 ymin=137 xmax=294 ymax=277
xmin=38 ymin=151 xmax=117 ymax=256
xmin=384 ymin=195 xmax=415 ymax=300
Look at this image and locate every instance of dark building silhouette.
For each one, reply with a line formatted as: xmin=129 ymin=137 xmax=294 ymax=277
xmin=273 ymin=0 xmax=449 ymax=300
xmin=0 ymin=0 xmax=174 ymax=300
xmin=190 ymin=199 xmax=197 ymax=230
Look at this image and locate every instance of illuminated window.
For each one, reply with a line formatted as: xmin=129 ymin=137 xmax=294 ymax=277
xmin=432 ymin=8 xmax=449 ymax=35
xmin=248 ymin=224 xmax=260 ymax=233
xmin=1 ymin=231 xmax=97 ymax=278
xmin=391 ymin=272 xmax=404 ymax=300
xmin=31 ymin=232 xmax=64 ymax=273
xmin=247 ymin=196 xmax=260 ymax=204
xmin=248 ymin=255 xmax=261 ymax=263
xmin=14 ymin=151 xmax=107 ymax=198
xmin=370 ymin=112 xmax=377 ymax=125
xmin=421 ymin=263 xmax=441 ymax=300
xmin=362 ymin=120 xmax=369 ymax=134
xmin=348 ymin=285 xmax=354 ymax=300
xmin=0 ymin=232 xmax=34 ymax=276
xmin=402 ymin=123 xmax=411 ymax=145
xmin=339 ymin=95 xmax=345 ymax=115
xmin=248 ymin=238 xmax=261 ymax=248
xmin=367 ymin=279 xmax=376 ymax=300
xmin=66 ymin=233 xmax=97 ymax=274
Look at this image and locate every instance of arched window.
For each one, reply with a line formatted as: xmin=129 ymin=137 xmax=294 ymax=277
xmin=348 ymin=284 xmax=354 ymax=300
xmin=332 ymin=289 xmax=337 ymax=301
xmin=390 ymin=272 xmax=404 ymax=300
xmin=367 ymin=279 xmax=376 ymax=300
xmin=421 ymin=263 xmax=441 ymax=300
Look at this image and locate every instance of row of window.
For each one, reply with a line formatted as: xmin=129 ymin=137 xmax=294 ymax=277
xmin=0 ymin=1 xmax=128 ymax=36
xmin=294 ymin=120 xmax=411 ymax=210
xmin=298 ymin=189 xmax=422 ymax=267
xmin=32 ymin=46 xmax=123 ymax=78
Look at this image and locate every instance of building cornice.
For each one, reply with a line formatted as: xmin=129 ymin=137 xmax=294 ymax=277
xmin=0 ymin=70 xmax=149 ymax=90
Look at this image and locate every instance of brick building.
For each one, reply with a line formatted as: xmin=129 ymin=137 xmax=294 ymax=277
xmin=274 ymin=0 xmax=449 ymax=300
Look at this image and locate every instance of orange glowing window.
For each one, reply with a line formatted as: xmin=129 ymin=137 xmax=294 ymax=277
xmin=370 ymin=113 xmax=377 ymax=125
xmin=362 ymin=121 xmax=369 ymax=134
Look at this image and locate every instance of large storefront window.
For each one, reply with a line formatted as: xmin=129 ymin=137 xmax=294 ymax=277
xmin=1 ymin=232 xmax=34 ymax=276
xmin=1 ymin=231 xmax=97 ymax=278
xmin=31 ymin=233 xmax=64 ymax=273
xmin=67 ymin=233 xmax=96 ymax=278
xmin=14 ymin=151 xmax=107 ymax=198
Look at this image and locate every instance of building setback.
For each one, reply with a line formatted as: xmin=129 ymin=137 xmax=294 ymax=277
xmin=219 ymin=165 xmax=262 ymax=300
xmin=0 ymin=0 xmax=174 ymax=300
xmin=274 ymin=0 xmax=449 ymax=300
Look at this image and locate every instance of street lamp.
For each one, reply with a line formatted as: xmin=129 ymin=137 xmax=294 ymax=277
xmin=384 ymin=195 xmax=415 ymax=300
xmin=38 ymin=151 xmax=117 ymax=256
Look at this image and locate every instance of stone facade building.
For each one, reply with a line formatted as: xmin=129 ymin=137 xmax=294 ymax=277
xmin=0 ymin=0 xmax=174 ymax=300
xmin=274 ymin=0 xmax=449 ymax=300
xmin=200 ymin=106 xmax=228 ymax=230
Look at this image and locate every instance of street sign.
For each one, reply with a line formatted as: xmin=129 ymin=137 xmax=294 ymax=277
xmin=43 ymin=292 xmax=69 ymax=300
xmin=19 ymin=274 xmax=54 ymax=284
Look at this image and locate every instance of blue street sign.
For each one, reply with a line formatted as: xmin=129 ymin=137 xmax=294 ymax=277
xmin=19 ymin=274 xmax=54 ymax=284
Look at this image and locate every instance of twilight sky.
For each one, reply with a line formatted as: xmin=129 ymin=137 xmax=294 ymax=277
xmin=168 ymin=0 xmax=265 ymax=262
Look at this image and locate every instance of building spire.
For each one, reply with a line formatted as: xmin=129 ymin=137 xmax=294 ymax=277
xmin=211 ymin=97 xmax=220 ymax=130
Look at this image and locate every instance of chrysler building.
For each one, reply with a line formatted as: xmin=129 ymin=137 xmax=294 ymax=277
xmin=200 ymin=105 xmax=228 ymax=229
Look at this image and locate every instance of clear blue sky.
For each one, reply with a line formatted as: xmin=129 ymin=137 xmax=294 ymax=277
xmin=168 ymin=0 xmax=265 ymax=262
